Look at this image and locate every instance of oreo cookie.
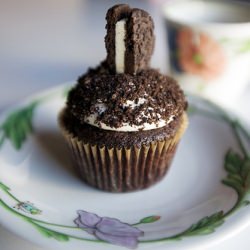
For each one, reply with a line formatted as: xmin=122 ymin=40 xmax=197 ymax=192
xmin=105 ymin=4 xmax=155 ymax=75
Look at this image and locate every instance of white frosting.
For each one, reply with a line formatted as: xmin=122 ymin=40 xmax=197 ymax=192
xmin=115 ymin=19 xmax=126 ymax=74
xmin=84 ymin=101 xmax=175 ymax=132
xmin=123 ymin=98 xmax=146 ymax=108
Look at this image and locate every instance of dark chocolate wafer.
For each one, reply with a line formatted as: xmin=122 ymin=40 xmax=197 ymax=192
xmin=105 ymin=4 xmax=155 ymax=75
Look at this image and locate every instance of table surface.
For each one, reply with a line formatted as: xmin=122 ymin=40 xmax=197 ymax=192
xmin=0 ymin=1 xmax=250 ymax=249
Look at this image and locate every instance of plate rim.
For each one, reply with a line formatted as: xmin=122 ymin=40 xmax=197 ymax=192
xmin=0 ymin=83 xmax=250 ymax=250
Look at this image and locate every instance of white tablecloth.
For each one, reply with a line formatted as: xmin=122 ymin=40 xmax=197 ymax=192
xmin=0 ymin=1 xmax=249 ymax=249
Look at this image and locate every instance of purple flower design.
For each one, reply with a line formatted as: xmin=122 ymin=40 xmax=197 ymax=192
xmin=74 ymin=210 xmax=144 ymax=249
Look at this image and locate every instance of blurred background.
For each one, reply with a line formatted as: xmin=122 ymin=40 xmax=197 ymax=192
xmin=0 ymin=1 xmax=250 ymax=249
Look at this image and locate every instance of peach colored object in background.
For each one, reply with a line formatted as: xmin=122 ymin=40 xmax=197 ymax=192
xmin=177 ymin=28 xmax=226 ymax=80
xmin=164 ymin=0 xmax=250 ymax=108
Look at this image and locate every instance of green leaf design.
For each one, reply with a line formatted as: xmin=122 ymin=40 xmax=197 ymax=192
xmin=225 ymin=150 xmax=242 ymax=173
xmin=241 ymin=200 xmax=250 ymax=206
xmin=30 ymin=221 xmax=69 ymax=242
xmin=142 ymin=211 xmax=226 ymax=242
xmin=175 ymin=211 xmax=224 ymax=239
xmin=223 ymin=150 xmax=250 ymax=201
xmin=0 ymin=101 xmax=38 ymax=150
xmin=139 ymin=216 xmax=161 ymax=224
xmin=222 ymin=179 xmax=244 ymax=197
xmin=0 ymin=182 xmax=10 ymax=191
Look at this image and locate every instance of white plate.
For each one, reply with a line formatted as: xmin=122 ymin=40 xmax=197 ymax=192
xmin=0 ymin=83 xmax=250 ymax=250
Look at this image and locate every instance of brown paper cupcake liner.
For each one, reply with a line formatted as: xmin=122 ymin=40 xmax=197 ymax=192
xmin=59 ymin=112 xmax=188 ymax=192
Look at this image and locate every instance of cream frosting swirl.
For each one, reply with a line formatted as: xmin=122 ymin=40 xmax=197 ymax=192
xmin=84 ymin=99 xmax=175 ymax=132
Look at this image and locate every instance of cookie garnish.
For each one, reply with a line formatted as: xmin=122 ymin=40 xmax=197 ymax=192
xmin=105 ymin=4 xmax=155 ymax=75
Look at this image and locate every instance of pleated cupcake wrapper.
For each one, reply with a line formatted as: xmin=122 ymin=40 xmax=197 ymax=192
xmin=59 ymin=112 xmax=188 ymax=192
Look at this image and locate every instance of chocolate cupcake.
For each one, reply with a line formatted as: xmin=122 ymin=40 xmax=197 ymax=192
xmin=59 ymin=4 xmax=188 ymax=192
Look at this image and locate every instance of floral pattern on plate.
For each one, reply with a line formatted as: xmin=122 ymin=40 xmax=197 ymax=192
xmin=0 ymin=85 xmax=249 ymax=249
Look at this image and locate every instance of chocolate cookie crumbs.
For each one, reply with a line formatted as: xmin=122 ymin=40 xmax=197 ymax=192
xmin=67 ymin=67 xmax=187 ymax=130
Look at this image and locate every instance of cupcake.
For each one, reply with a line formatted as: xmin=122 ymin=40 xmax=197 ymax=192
xmin=59 ymin=4 xmax=188 ymax=192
